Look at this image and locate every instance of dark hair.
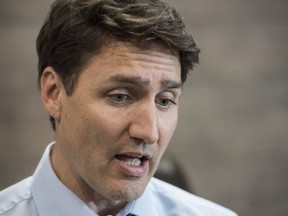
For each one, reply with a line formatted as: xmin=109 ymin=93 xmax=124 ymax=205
xmin=36 ymin=0 xmax=200 ymax=130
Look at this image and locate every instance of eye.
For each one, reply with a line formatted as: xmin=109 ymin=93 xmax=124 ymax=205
xmin=155 ymin=98 xmax=175 ymax=110
xmin=108 ymin=94 xmax=129 ymax=104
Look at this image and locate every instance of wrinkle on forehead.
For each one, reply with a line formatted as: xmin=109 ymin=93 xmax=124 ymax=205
xmin=123 ymin=50 xmax=179 ymax=70
xmin=101 ymin=41 xmax=180 ymax=71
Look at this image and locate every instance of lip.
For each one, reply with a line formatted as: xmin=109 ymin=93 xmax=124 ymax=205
xmin=115 ymin=158 xmax=148 ymax=177
xmin=114 ymin=151 xmax=152 ymax=177
xmin=116 ymin=151 xmax=152 ymax=160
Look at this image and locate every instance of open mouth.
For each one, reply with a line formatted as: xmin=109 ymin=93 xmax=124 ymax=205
xmin=115 ymin=154 xmax=149 ymax=167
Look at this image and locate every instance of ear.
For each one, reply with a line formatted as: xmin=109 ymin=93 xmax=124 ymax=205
xmin=40 ymin=66 xmax=64 ymax=124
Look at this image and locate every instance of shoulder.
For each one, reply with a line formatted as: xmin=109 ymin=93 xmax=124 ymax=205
xmin=0 ymin=177 xmax=37 ymax=216
xmin=147 ymin=178 xmax=238 ymax=216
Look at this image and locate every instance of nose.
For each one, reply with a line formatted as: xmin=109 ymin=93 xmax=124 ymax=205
xmin=128 ymin=102 xmax=159 ymax=144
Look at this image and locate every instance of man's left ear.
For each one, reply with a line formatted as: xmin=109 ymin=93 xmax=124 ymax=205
xmin=40 ymin=66 xmax=64 ymax=124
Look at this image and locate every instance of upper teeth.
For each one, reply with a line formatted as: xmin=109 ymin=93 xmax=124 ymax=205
xmin=124 ymin=159 xmax=141 ymax=166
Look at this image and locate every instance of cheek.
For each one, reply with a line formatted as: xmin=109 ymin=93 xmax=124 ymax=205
xmin=156 ymin=114 xmax=178 ymax=162
xmin=161 ymin=112 xmax=178 ymax=139
xmin=75 ymin=109 xmax=127 ymax=153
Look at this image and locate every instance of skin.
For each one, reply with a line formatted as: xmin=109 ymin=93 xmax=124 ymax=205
xmin=41 ymin=41 xmax=182 ymax=215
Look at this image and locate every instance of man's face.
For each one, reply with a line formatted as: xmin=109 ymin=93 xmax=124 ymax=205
xmin=52 ymin=42 xmax=182 ymax=203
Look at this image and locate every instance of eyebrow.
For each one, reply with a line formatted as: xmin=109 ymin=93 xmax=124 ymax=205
xmin=108 ymin=75 xmax=183 ymax=90
xmin=161 ymin=79 xmax=183 ymax=90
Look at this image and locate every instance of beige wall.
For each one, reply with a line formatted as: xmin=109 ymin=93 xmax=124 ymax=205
xmin=1 ymin=1 xmax=288 ymax=215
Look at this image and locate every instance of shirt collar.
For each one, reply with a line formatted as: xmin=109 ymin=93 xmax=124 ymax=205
xmin=31 ymin=143 xmax=157 ymax=216
xmin=127 ymin=183 xmax=158 ymax=216
xmin=31 ymin=143 xmax=97 ymax=216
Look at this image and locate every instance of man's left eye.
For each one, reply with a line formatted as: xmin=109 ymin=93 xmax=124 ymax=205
xmin=155 ymin=98 xmax=175 ymax=109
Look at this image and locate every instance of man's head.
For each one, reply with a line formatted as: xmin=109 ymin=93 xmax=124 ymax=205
xmin=38 ymin=0 xmax=199 ymax=214
xmin=37 ymin=0 xmax=200 ymax=130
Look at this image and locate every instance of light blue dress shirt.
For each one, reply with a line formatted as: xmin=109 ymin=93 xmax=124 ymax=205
xmin=0 ymin=143 xmax=237 ymax=216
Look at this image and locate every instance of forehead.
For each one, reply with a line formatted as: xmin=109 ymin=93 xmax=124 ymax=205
xmin=91 ymin=41 xmax=180 ymax=73
xmin=77 ymin=41 xmax=182 ymax=89
xmin=104 ymin=40 xmax=177 ymax=59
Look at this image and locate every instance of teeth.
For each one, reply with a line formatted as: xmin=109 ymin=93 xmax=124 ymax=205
xmin=124 ymin=159 xmax=141 ymax=166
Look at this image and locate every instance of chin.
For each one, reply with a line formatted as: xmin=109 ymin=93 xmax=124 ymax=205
xmin=106 ymin=187 xmax=143 ymax=202
xmin=108 ymin=178 xmax=148 ymax=202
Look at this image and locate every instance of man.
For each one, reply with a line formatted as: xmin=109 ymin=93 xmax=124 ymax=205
xmin=0 ymin=0 xmax=237 ymax=215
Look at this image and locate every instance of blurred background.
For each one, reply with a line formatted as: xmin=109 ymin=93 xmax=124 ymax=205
xmin=1 ymin=0 xmax=288 ymax=215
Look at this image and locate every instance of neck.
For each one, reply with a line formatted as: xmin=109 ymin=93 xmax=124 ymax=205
xmin=87 ymin=200 xmax=127 ymax=216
